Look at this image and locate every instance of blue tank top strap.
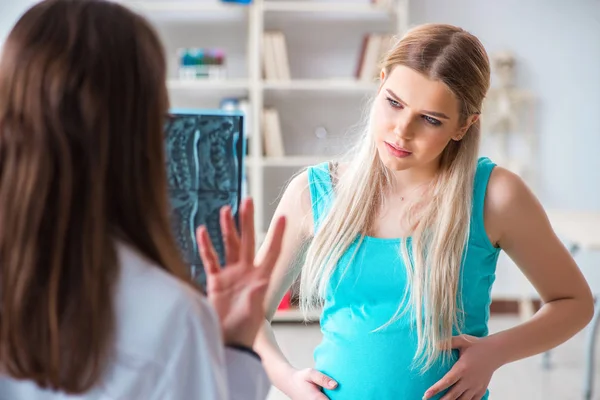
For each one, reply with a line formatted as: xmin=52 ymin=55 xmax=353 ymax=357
xmin=471 ymin=157 xmax=499 ymax=252
xmin=306 ymin=162 xmax=335 ymax=233
xmin=307 ymin=158 xmax=498 ymax=248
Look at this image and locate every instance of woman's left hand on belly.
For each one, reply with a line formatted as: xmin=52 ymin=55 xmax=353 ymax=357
xmin=422 ymin=334 xmax=501 ymax=400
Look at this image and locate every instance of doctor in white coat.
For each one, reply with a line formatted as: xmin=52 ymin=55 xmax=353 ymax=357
xmin=0 ymin=0 xmax=283 ymax=399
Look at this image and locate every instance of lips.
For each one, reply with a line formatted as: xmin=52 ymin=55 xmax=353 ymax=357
xmin=385 ymin=141 xmax=412 ymax=154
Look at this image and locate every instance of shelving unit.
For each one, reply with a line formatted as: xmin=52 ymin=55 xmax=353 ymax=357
xmin=263 ymin=79 xmax=378 ymax=92
xmin=120 ymin=0 xmax=409 ymax=321
xmin=167 ymin=79 xmax=249 ymax=91
xmin=123 ymin=1 xmax=248 ymax=12
xmin=263 ymin=1 xmax=392 ymax=13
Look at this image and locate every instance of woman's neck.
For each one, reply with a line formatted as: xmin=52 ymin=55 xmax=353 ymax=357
xmin=388 ymin=163 xmax=439 ymax=196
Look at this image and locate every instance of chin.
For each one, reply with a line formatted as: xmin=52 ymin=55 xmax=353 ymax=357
xmin=382 ymin=160 xmax=413 ymax=172
xmin=377 ymin=149 xmax=414 ymax=171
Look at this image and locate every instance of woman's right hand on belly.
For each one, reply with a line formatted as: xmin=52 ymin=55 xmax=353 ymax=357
xmin=284 ymin=368 xmax=338 ymax=400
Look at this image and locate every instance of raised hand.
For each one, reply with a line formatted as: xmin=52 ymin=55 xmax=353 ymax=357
xmin=197 ymin=198 xmax=286 ymax=348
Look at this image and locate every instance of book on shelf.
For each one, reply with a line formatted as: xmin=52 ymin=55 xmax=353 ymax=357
xmin=356 ymin=33 xmax=396 ymax=82
xmin=262 ymin=107 xmax=285 ymax=157
xmin=263 ymin=31 xmax=291 ymax=81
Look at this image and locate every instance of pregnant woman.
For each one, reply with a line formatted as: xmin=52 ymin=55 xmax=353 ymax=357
xmin=254 ymin=23 xmax=593 ymax=400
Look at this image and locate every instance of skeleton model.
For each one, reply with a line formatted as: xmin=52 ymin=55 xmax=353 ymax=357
xmin=482 ymin=51 xmax=536 ymax=188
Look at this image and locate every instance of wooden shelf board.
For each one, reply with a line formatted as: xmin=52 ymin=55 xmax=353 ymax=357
xmin=264 ymin=1 xmax=393 ymax=14
xmin=121 ymin=1 xmax=250 ymax=12
xmin=263 ymin=79 xmax=378 ymax=92
xmin=167 ymin=79 xmax=249 ymax=91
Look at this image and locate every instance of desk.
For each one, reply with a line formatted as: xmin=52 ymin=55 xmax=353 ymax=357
xmin=546 ymin=211 xmax=600 ymax=400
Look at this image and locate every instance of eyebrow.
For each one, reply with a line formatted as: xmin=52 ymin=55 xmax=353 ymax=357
xmin=385 ymin=89 xmax=451 ymax=120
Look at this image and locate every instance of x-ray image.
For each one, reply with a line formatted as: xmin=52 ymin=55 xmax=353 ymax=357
xmin=164 ymin=110 xmax=244 ymax=288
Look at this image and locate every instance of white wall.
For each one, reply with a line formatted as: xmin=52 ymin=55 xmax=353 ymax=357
xmin=0 ymin=0 xmax=36 ymax=44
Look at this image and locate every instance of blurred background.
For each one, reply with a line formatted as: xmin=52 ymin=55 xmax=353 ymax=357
xmin=1 ymin=0 xmax=599 ymax=398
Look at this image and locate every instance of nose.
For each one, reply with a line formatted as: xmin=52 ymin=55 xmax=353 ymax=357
xmin=393 ymin=113 xmax=414 ymax=140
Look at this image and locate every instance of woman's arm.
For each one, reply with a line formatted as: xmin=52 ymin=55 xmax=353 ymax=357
xmin=254 ymin=171 xmax=311 ymax=382
xmin=424 ymin=167 xmax=594 ymax=400
xmin=481 ymin=166 xmax=594 ymax=364
xmin=254 ymin=171 xmax=337 ymax=398
xmin=151 ymin=297 xmax=270 ymax=400
xmin=169 ymin=197 xmax=284 ymax=400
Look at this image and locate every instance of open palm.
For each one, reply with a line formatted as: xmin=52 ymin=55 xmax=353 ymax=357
xmin=197 ymin=198 xmax=286 ymax=348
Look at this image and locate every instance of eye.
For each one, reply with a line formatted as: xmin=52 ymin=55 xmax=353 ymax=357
xmin=423 ymin=115 xmax=442 ymax=127
xmin=386 ymin=97 xmax=402 ymax=108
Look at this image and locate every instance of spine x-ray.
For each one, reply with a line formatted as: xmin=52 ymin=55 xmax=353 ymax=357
xmin=164 ymin=111 xmax=244 ymax=288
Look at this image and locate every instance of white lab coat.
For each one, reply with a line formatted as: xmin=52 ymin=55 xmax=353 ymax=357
xmin=0 ymin=242 xmax=271 ymax=400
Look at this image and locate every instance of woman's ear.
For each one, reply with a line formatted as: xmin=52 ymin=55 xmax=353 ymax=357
xmin=377 ymin=69 xmax=386 ymax=94
xmin=452 ymin=114 xmax=480 ymax=141
xmin=468 ymin=114 xmax=480 ymax=127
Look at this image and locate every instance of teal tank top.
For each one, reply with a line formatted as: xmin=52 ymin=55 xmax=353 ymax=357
xmin=307 ymin=157 xmax=501 ymax=400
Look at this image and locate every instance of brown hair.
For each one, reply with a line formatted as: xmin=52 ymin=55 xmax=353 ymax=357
xmin=0 ymin=0 xmax=188 ymax=393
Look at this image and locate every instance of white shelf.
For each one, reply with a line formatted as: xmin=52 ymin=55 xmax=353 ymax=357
xmin=123 ymin=1 xmax=392 ymax=14
xmin=146 ymin=0 xmax=410 ymax=237
xmin=168 ymin=79 xmax=375 ymax=93
xmin=167 ymin=79 xmax=249 ymax=91
xmin=261 ymin=156 xmax=330 ymax=167
xmin=264 ymin=1 xmax=393 ymax=14
xmin=264 ymin=79 xmax=378 ymax=93
xmin=273 ymin=307 xmax=321 ymax=322
xmin=121 ymin=1 xmax=250 ymax=12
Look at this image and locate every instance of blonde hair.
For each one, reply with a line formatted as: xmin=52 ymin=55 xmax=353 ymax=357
xmin=300 ymin=23 xmax=490 ymax=371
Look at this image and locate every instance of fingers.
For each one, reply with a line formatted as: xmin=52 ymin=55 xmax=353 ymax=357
xmin=423 ymin=369 xmax=460 ymax=399
xmin=197 ymin=226 xmax=220 ymax=275
xmin=472 ymin=391 xmax=486 ymax=400
xmin=220 ymin=206 xmax=240 ymax=265
xmin=240 ymin=198 xmax=256 ymax=264
xmin=438 ymin=335 xmax=468 ymax=352
xmin=451 ymin=335 xmax=474 ymax=350
xmin=439 ymin=382 xmax=466 ymax=400
xmin=257 ymin=216 xmax=286 ymax=277
xmin=456 ymin=392 xmax=475 ymax=400
xmin=308 ymin=369 xmax=338 ymax=390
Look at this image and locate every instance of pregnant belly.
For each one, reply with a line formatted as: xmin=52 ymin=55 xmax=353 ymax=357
xmin=314 ymin=333 xmax=488 ymax=400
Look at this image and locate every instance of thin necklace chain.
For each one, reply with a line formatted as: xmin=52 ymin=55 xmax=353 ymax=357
xmin=398 ymin=181 xmax=432 ymax=201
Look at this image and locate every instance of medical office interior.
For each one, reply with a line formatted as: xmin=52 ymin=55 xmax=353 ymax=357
xmin=1 ymin=0 xmax=600 ymax=399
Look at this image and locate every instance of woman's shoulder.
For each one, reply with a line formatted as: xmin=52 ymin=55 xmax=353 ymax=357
xmin=485 ymin=163 xmax=532 ymax=211
xmin=474 ymin=157 xmax=529 ymax=206
xmin=115 ymin=241 xmax=203 ymax=306
xmin=285 ymin=159 xmax=351 ymax=208
xmin=482 ymin=163 xmax=537 ymax=246
xmin=304 ymin=160 xmax=351 ymax=189
xmin=112 ymin=242 xmax=217 ymax=359
xmin=307 ymin=160 xmax=350 ymax=176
